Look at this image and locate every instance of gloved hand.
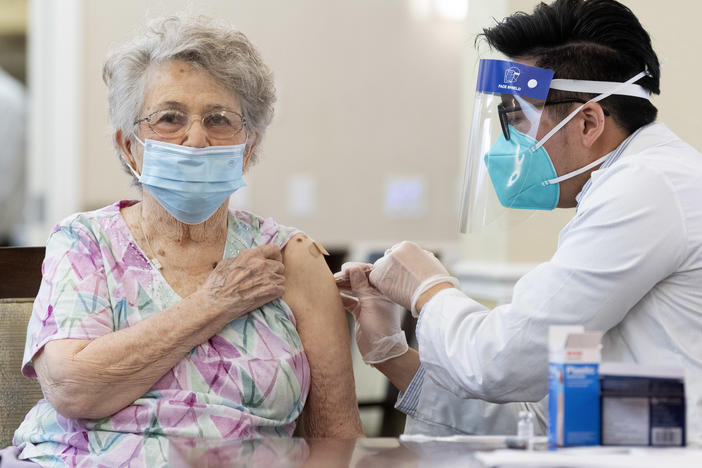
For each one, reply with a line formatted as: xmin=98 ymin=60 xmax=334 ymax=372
xmin=369 ymin=241 xmax=459 ymax=317
xmin=336 ymin=263 xmax=409 ymax=365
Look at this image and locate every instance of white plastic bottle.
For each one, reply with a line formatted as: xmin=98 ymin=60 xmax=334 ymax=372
xmin=517 ymin=410 xmax=535 ymax=450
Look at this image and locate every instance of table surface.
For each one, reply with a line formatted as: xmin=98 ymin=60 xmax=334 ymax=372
xmin=153 ymin=436 xmax=702 ymax=468
xmin=159 ymin=436 xmax=490 ymax=468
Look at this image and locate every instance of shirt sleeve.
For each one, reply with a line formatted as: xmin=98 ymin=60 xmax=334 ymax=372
xmin=233 ymin=209 xmax=302 ymax=248
xmin=416 ymin=161 xmax=687 ymax=402
xmin=22 ymin=220 xmax=113 ymax=377
xmin=395 ymin=365 xmax=426 ymax=417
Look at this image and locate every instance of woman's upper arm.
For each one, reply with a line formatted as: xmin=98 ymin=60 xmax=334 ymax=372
xmin=282 ymin=234 xmax=363 ymax=437
xmin=23 ymin=222 xmax=112 ymax=377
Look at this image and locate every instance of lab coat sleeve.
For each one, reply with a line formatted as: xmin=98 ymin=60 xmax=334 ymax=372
xmin=416 ymin=161 xmax=687 ymax=402
xmin=396 ymin=365 xmax=549 ymax=435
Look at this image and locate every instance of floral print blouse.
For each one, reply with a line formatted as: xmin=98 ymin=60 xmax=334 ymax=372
xmin=14 ymin=201 xmax=309 ymax=468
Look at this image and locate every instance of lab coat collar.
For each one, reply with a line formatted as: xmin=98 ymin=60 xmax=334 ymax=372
xmin=574 ymin=122 xmax=672 ymax=207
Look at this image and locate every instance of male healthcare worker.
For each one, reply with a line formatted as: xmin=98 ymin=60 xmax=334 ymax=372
xmin=339 ymin=0 xmax=702 ymax=443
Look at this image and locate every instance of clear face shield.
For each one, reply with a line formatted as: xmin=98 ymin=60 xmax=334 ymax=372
xmin=458 ymin=59 xmax=651 ymax=233
xmin=459 ymin=59 xmax=555 ymax=233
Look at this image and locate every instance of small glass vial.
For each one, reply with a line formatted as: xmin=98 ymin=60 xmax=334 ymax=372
xmin=517 ymin=410 xmax=535 ymax=450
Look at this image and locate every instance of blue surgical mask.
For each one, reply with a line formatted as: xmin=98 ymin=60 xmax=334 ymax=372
xmin=126 ymin=138 xmax=247 ymax=224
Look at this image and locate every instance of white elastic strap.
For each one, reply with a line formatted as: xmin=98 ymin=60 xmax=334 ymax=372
xmin=514 ymin=95 xmax=543 ymax=124
xmin=410 ymin=274 xmax=460 ymax=318
xmin=125 ymin=163 xmax=141 ymax=179
xmin=122 ymin=134 xmax=146 ymax=179
xmin=533 ymin=71 xmax=648 ymax=152
xmin=542 ymin=151 xmax=611 ymax=186
xmin=550 ymin=79 xmax=651 ymax=100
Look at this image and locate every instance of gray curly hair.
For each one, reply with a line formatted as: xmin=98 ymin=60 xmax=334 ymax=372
xmin=102 ymin=15 xmax=276 ymax=177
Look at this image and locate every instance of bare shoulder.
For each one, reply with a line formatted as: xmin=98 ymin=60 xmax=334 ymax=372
xmin=281 ymin=234 xmax=331 ymax=275
xmin=281 ymin=234 xmax=335 ymax=311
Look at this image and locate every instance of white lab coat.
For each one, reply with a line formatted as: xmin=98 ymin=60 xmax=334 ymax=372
xmin=398 ymin=366 xmax=549 ymax=436
xmin=415 ymin=122 xmax=702 ymax=444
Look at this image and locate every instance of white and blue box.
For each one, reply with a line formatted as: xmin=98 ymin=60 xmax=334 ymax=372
xmin=548 ymin=326 xmax=602 ymax=447
xmin=600 ymin=363 xmax=686 ymax=446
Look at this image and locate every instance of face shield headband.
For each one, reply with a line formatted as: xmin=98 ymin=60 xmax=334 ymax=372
xmin=458 ymin=59 xmax=652 ymax=233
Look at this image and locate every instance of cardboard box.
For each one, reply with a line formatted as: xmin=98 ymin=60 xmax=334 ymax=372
xmin=548 ymin=326 xmax=603 ymax=447
xmin=600 ymin=362 xmax=686 ymax=446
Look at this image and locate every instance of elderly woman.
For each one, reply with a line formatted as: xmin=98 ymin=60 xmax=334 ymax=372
xmin=9 ymin=15 xmax=362 ymax=467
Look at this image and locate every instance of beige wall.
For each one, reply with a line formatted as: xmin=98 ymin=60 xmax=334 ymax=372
xmin=74 ymin=0 xmax=702 ymax=263
xmin=80 ymin=0 xmax=470 ymax=250
xmin=0 ymin=0 xmax=27 ymax=34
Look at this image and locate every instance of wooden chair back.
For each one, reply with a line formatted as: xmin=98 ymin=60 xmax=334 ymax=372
xmin=0 ymin=247 xmax=45 ymax=299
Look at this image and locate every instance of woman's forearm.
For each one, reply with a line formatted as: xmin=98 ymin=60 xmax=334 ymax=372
xmin=36 ymin=244 xmax=286 ymax=420
xmin=36 ymin=290 xmax=229 ymax=419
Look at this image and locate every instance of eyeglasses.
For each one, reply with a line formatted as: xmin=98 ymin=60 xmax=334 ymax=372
xmin=497 ymin=98 xmax=610 ymax=141
xmin=133 ymin=108 xmax=247 ymax=140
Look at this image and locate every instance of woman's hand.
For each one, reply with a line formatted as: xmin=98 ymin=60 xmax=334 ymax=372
xmin=202 ymin=244 xmax=286 ymax=320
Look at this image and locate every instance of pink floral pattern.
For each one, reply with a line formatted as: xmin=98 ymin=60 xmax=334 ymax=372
xmin=13 ymin=201 xmax=310 ymax=467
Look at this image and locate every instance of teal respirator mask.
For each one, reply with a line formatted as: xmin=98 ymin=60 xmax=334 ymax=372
xmin=458 ymin=59 xmax=652 ymax=233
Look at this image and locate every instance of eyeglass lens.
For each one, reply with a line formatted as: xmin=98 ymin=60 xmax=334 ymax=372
xmin=141 ymin=109 xmax=245 ymax=139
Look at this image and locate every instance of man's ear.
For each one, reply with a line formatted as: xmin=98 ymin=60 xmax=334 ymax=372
xmin=243 ymin=132 xmax=259 ymax=173
xmin=115 ymin=129 xmax=138 ymax=171
xmin=578 ymin=102 xmax=607 ymax=149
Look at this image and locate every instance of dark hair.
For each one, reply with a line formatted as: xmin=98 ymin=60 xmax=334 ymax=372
xmin=479 ymin=0 xmax=659 ymax=134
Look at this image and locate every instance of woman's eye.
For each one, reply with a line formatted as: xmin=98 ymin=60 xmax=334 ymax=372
xmin=155 ymin=111 xmax=186 ymax=126
xmin=205 ymin=114 xmax=231 ymax=127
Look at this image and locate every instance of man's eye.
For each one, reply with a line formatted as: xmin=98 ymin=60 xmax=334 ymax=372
xmin=507 ymin=113 xmax=524 ymax=125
